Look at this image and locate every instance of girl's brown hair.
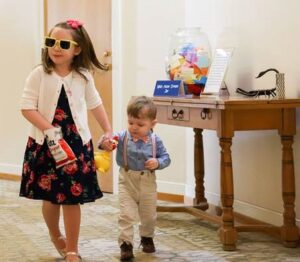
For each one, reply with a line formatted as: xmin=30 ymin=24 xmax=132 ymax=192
xmin=42 ymin=21 xmax=108 ymax=80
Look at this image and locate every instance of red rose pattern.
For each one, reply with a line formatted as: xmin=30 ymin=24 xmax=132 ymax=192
xmin=25 ymin=171 xmax=35 ymax=193
xmin=54 ymin=108 xmax=67 ymax=121
xmin=20 ymin=89 xmax=102 ymax=204
xmin=63 ymin=162 xmax=78 ymax=175
xmin=82 ymin=162 xmax=91 ymax=174
xmin=56 ymin=193 xmax=66 ymax=203
xmin=79 ymin=153 xmax=85 ymax=162
xmin=38 ymin=175 xmax=52 ymax=191
xmin=23 ymin=162 xmax=30 ymax=174
xmin=91 ymin=159 xmax=96 ymax=172
xmin=86 ymin=142 xmax=91 ymax=152
xmin=71 ymin=183 xmax=83 ymax=196
xmin=65 ymin=123 xmax=79 ymax=136
xmin=27 ymin=137 xmax=34 ymax=148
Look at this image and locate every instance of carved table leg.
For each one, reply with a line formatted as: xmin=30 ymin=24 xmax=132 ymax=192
xmin=193 ymin=128 xmax=209 ymax=210
xmin=218 ymin=137 xmax=237 ymax=251
xmin=280 ymin=135 xmax=299 ymax=247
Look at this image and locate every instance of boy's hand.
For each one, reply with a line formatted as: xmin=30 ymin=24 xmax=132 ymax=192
xmin=44 ymin=126 xmax=76 ymax=168
xmin=98 ymin=135 xmax=119 ymax=151
xmin=145 ymin=158 xmax=159 ymax=170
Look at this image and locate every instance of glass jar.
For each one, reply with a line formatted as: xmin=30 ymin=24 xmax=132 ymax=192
xmin=165 ymin=27 xmax=211 ymax=96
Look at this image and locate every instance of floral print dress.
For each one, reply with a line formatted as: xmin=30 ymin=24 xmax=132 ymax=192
xmin=19 ymin=86 xmax=103 ymax=205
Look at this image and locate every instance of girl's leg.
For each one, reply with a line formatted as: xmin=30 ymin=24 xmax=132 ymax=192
xmin=42 ymin=200 xmax=66 ymax=252
xmin=62 ymin=204 xmax=81 ymax=254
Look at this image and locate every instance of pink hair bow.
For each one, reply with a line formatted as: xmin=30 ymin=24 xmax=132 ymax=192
xmin=67 ymin=19 xmax=83 ymax=29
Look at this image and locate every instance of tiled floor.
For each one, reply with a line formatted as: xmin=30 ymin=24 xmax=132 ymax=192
xmin=1 ymin=179 xmax=300 ymax=262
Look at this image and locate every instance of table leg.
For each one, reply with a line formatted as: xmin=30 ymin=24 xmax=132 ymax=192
xmin=218 ymin=137 xmax=237 ymax=251
xmin=280 ymin=135 xmax=299 ymax=247
xmin=193 ymin=128 xmax=208 ymax=210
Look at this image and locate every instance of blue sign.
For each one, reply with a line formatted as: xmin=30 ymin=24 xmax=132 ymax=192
xmin=153 ymin=80 xmax=184 ymax=97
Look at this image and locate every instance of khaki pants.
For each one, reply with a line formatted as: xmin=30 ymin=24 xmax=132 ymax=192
xmin=118 ymin=168 xmax=157 ymax=246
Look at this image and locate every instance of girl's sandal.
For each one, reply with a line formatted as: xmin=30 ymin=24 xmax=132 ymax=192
xmin=50 ymin=235 xmax=67 ymax=257
xmin=64 ymin=252 xmax=82 ymax=262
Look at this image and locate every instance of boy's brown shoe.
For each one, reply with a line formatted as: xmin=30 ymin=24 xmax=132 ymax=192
xmin=120 ymin=242 xmax=134 ymax=261
xmin=140 ymin=237 xmax=155 ymax=253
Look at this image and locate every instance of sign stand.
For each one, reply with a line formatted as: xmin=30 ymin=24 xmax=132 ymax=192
xmin=153 ymin=80 xmax=185 ymax=97
xmin=203 ymin=48 xmax=233 ymax=95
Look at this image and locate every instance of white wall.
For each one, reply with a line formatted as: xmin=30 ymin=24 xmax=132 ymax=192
xmin=183 ymin=0 xmax=300 ymax=226
xmin=0 ymin=0 xmax=43 ymax=174
xmin=136 ymin=0 xmax=187 ymax=193
xmin=112 ymin=0 xmax=187 ymax=194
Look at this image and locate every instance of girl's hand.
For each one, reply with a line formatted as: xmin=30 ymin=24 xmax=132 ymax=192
xmin=44 ymin=127 xmax=77 ymax=168
xmin=97 ymin=134 xmax=119 ymax=151
xmin=145 ymin=158 xmax=159 ymax=170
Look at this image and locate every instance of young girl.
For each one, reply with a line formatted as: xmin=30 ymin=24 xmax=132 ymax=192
xmin=113 ymin=96 xmax=171 ymax=261
xmin=19 ymin=19 xmax=113 ymax=262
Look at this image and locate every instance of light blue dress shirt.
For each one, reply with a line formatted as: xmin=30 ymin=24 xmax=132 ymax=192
xmin=115 ymin=130 xmax=171 ymax=171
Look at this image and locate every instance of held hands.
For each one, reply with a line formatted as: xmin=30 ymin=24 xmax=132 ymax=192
xmin=97 ymin=134 xmax=119 ymax=151
xmin=44 ymin=126 xmax=76 ymax=168
xmin=95 ymin=135 xmax=119 ymax=173
xmin=145 ymin=158 xmax=159 ymax=170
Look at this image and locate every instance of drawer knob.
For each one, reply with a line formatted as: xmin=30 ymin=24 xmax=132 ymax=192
xmin=172 ymin=109 xmax=184 ymax=120
xmin=200 ymin=108 xmax=212 ymax=120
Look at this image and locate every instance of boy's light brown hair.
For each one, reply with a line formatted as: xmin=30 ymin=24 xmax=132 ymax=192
xmin=127 ymin=96 xmax=157 ymax=120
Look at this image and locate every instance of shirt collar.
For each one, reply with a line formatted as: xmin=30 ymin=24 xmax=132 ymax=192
xmin=128 ymin=131 xmax=150 ymax=143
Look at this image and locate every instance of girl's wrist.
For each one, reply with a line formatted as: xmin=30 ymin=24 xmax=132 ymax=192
xmin=102 ymin=129 xmax=112 ymax=136
xmin=98 ymin=135 xmax=108 ymax=149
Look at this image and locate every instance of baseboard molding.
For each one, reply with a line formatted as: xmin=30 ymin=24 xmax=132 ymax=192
xmin=0 ymin=173 xmax=21 ymax=181
xmin=204 ymin=191 xmax=300 ymax=228
xmin=160 ymin=181 xmax=300 ymax=227
xmin=157 ymin=192 xmax=184 ymax=203
xmin=182 ymin=194 xmax=300 ymax=240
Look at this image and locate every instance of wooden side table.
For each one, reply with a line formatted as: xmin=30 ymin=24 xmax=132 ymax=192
xmin=153 ymin=95 xmax=300 ymax=250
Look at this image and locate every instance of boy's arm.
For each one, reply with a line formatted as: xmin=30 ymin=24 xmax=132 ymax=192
xmin=155 ymin=136 xmax=171 ymax=170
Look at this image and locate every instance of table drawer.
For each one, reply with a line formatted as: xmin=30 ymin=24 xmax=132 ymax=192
xmin=167 ymin=106 xmax=190 ymax=121
xmin=162 ymin=105 xmax=218 ymax=129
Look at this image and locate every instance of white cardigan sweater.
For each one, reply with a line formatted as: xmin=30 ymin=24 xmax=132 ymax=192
xmin=20 ymin=65 xmax=102 ymax=145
